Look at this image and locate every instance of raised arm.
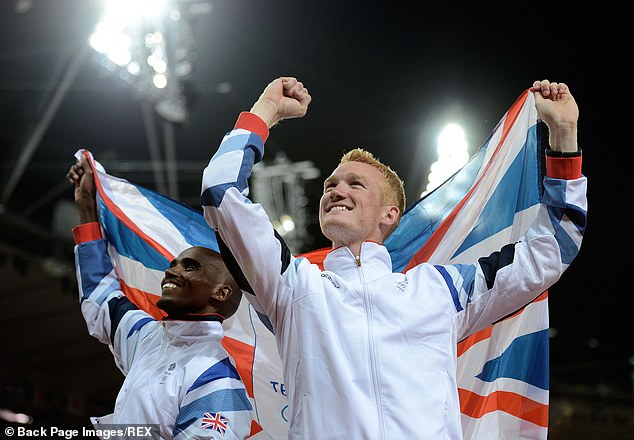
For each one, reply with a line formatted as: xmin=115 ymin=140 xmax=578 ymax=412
xmin=444 ymin=80 xmax=586 ymax=339
xmin=67 ymin=152 xmax=153 ymax=373
xmin=201 ymin=77 xmax=312 ymax=332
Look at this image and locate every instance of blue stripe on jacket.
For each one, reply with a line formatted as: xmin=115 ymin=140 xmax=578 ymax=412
xmin=107 ymin=296 xmax=139 ymax=345
xmin=543 ymin=178 xmax=586 ymax=265
xmin=187 ymin=357 xmax=242 ymax=393
xmin=434 ymin=265 xmax=463 ymax=312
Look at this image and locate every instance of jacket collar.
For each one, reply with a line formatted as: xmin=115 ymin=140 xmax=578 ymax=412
xmin=323 ymin=241 xmax=393 ymax=282
xmin=161 ymin=314 xmax=224 ymax=343
xmin=164 ymin=313 xmax=224 ymax=322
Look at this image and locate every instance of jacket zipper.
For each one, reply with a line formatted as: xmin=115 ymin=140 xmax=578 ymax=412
xmin=355 ymin=246 xmax=386 ymax=438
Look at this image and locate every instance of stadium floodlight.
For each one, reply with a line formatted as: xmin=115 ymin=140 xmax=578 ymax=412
xmin=89 ymin=0 xmax=210 ymax=123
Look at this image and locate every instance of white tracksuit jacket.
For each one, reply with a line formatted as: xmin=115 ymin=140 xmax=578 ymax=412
xmin=73 ymin=223 xmax=253 ymax=439
xmin=201 ymin=112 xmax=587 ymax=439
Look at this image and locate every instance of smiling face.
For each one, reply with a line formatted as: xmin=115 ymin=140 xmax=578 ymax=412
xmin=157 ymin=247 xmax=240 ymax=319
xmin=319 ymin=161 xmax=399 ymax=254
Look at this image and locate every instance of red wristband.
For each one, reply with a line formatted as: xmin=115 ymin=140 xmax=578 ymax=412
xmin=72 ymin=222 xmax=102 ymax=244
xmin=545 ymin=155 xmax=583 ymax=180
xmin=234 ymin=112 xmax=270 ymax=143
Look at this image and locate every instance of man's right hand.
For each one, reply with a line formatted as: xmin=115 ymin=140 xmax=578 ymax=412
xmin=66 ymin=152 xmax=98 ymax=224
xmin=249 ymin=76 xmax=311 ymax=128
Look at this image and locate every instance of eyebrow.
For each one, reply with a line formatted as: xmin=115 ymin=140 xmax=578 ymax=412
xmin=324 ymin=171 xmax=368 ymax=188
xmin=169 ymin=257 xmax=201 ymax=267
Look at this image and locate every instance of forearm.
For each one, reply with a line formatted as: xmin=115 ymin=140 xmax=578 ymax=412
xmin=201 ymin=114 xmax=293 ymax=325
xmin=201 ymin=113 xmax=268 ymax=210
xmin=456 ymin=168 xmax=587 ymax=338
xmin=74 ymin=226 xmax=122 ymax=344
xmin=201 ymin=112 xmax=267 ymax=210
xmin=74 ymin=227 xmax=151 ymax=372
xmin=77 ymin=200 xmax=98 ymax=224
xmin=250 ymin=99 xmax=280 ymax=128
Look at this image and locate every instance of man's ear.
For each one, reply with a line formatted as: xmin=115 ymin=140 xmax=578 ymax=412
xmin=211 ymin=284 xmax=232 ymax=302
xmin=379 ymin=205 xmax=400 ymax=240
xmin=380 ymin=205 xmax=399 ymax=227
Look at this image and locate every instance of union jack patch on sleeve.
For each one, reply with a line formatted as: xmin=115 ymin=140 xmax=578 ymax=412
xmin=201 ymin=412 xmax=229 ymax=435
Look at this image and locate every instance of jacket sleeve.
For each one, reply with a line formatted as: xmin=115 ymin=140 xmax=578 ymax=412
xmin=436 ymin=153 xmax=587 ymax=340
xmin=200 ymin=112 xmax=297 ymax=333
xmin=73 ymin=222 xmax=157 ymax=374
xmin=173 ymin=357 xmax=254 ymax=440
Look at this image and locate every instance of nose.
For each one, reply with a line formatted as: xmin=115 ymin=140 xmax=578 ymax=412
xmin=328 ymin=183 xmax=346 ymax=201
xmin=164 ymin=265 xmax=179 ymax=277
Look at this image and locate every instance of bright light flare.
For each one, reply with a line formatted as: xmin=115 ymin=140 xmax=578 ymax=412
xmin=273 ymin=214 xmax=296 ymax=236
xmin=280 ymin=215 xmax=296 ymax=233
xmin=101 ymin=0 xmax=167 ymax=24
xmin=153 ymin=74 xmax=167 ymax=88
xmin=89 ymin=0 xmax=168 ymax=66
xmin=423 ymin=123 xmax=470 ymax=196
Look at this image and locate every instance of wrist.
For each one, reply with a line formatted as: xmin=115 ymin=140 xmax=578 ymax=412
xmin=548 ymin=122 xmax=578 ymax=153
xmin=78 ymin=206 xmax=98 ymax=224
xmin=249 ymin=99 xmax=278 ymax=127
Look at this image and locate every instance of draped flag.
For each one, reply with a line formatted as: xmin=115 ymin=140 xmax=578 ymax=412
xmin=78 ymin=88 xmax=548 ymax=439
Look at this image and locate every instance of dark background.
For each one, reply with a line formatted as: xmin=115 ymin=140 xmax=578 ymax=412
xmin=0 ymin=1 xmax=630 ymax=438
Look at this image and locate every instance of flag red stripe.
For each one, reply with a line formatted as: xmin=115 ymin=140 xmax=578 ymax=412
xmin=458 ymin=387 xmax=548 ymax=427
xmin=85 ymin=150 xmax=175 ymax=262
xmin=119 ymin=279 xmax=165 ymax=320
xmin=457 ymin=326 xmax=493 ymax=357
xmin=457 ymin=291 xmax=548 ymax=357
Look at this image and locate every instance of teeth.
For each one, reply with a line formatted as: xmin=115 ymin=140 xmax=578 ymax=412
xmin=330 ymin=206 xmax=349 ymax=212
xmin=163 ymin=282 xmax=178 ymax=289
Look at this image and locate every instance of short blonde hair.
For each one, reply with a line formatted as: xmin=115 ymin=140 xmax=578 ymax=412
xmin=339 ymin=148 xmax=406 ymax=234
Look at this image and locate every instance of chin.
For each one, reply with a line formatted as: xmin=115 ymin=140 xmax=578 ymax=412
xmin=156 ymin=298 xmax=173 ymax=314
xmin=322 ymin=224 xmax=353 ymax=247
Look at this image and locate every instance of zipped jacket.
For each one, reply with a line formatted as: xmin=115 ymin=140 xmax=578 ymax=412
xmin=73 ymin=223 xmax=253 ymax=439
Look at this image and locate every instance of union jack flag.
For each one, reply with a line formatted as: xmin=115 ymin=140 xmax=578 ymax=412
xmin=201 ymin=412 xmax=229 ymax=435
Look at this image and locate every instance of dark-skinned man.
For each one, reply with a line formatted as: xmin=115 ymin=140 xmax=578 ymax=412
xmin=67 ymin=154 xmax=252 ymax=440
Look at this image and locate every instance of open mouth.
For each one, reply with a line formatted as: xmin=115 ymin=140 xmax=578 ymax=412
xmin=327 ymin=205 xmax=350 ymax=213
